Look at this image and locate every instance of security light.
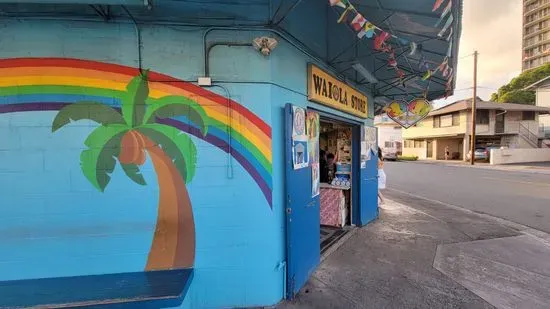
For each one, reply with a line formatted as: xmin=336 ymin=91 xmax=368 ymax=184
xmin=253 ymin=37 xmax=278 ymax=56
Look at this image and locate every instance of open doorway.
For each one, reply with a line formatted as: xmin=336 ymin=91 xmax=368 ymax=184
xmin=318 ymin=117 xmax=356 ymax=254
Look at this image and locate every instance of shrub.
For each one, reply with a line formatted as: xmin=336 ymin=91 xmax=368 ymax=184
xmin=397 ymin=155 xmax=418 ymax=161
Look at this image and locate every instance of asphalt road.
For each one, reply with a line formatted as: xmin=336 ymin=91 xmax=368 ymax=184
xmin=383 ymin=161 xmax=550 ymax=233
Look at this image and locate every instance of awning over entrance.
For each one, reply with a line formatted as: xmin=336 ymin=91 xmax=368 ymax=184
xmin=0 ymin=0 xmax=462 ymax=114
xmin=322 ymin=0 xmax=462 ymax=113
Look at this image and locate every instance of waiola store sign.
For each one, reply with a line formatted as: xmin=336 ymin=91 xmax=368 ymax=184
xmin=307 ymin=64 xmax=368 ymax=118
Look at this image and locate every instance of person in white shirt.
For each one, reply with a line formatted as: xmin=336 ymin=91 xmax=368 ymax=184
xmin=377 ymin=148 xmax=386 ymax=205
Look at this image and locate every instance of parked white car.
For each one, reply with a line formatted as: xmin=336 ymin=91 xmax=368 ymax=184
xmin=382 ymin=147 xmax=398 ymax=161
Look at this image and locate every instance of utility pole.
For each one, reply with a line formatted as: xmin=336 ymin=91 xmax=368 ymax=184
xmin=470 ymin=51 xmax=478 ymax=165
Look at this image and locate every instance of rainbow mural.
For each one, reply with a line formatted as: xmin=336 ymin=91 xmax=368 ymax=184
xmin=0 ymin=58 xmax=272 ymax=206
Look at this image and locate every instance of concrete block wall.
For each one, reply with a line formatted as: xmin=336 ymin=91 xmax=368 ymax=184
xmin=490 ymin=148 xmax=550 ymax=164
xmin=0 ymin=18 xmax=283 ymax=308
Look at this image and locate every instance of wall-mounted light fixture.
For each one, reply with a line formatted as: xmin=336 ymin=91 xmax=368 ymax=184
xmin=252 ymin=37 xmax=278 ymax=56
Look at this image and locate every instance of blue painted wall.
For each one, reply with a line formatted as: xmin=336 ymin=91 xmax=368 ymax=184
xmin=0 ymin=19 xmax=282 ymax=308
xmin=0 ymin=1 xmax=376 ymax=307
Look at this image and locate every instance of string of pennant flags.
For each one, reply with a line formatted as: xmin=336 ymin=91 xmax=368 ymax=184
xmin=329 ymin=0 xmax=456 ymax=99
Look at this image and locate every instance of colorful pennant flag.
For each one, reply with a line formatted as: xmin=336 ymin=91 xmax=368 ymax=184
xmin=433 ymin=0 xmax=445 ymax=12
xmin=446 ymin=74 xmax=454 ymax=90
xmin=374 ymin=31 xmax=391 ymax=51
xmin=435 ymin=0 xmax=452 ymax=27
xmin=328 ymin=0 xmax=457 ymax=93
xmin=337 ymin=6 xmax=354 ymax=23
xmin=388 ymin=53 xmax=397 ymax=67
xmin=443 ymin=66 xmax=452 ymax=78
xmin=351 ymin=13 xmax=367 ymax=31
xmin=438 ymin=57 xmax=449 ymax=73
xmin=447 ymin=38 xmax=453 ymax=57
xmin=422 ymin=70 xmax=433 ymax=81
xmin=438 ymin=14 xmax=454 ymax=37
xmin=446 ymin=27 xmax=453 ymax=41
xmin=409 ymin=42 xmax=418 ymax=56
xmin=329 ymin=0 xmax=348 ymax=8
xmin=358 ymin=22 xmax=377 ymax=38
xmin=418 ymin=53 xmax=427 ymax=70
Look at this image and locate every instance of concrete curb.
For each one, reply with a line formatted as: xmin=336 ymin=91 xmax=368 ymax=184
xmin=400 ymin=160 xmax=550 ymax=175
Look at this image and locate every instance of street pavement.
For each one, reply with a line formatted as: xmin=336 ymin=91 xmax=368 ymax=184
xmin=383 ymin=161 xmax=550 ymax=233
xmin=278 ymin=161 xmax=550 ymax=309
xmin=279 ymin=196 xmax=550 ymax=309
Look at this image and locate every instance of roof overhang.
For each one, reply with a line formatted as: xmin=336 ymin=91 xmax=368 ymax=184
xmin=0 ymin=0 xmax=462 ymax=114
xmin=328 ymin=0 xmax=463 ymax=110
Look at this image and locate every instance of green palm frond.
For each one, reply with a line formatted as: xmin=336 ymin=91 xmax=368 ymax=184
xmin=122 ymin=71 xmax=149 ymax=127
xmin=80 ymin=124 xmax=129 ymax=191
xmin=144 ymin=95 xmax=209 ymax=136
xmin=52 ymin=101 xmax=126 ymax=132
xmin=121 ymin=163 xmax=147 ymax=186
xmin=137 ymin=124 xmax=197 ymax=183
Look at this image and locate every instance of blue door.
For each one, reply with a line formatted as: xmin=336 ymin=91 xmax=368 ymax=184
xmin=359 ymin=126 xmax=379 ymax=226
xmin=284 ymin=104 xmax=320 ymax=299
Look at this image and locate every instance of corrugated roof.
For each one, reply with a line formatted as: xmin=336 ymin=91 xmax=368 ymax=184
xmin=429 ymin=97 xmax=550 ymax=116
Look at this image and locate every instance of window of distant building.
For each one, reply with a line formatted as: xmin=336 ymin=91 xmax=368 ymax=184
xmin=404 ymin=140 xmax=424 ymax=148
xmin=452 ymin=112 xmax=460 ymax=126
xmin=433 ymin=116 xmax=440 ymax=128
xmin=433 ymin=113 xmax=460 ymax=128
xmin=476 ymin=110 xmax=489 ymax=124
xmin=522 ymin=111 xmax=536 ymax=120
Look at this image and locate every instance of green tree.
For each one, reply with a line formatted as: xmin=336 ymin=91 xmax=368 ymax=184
xmin=52 ymin=72 xmax=209 ymax=270
xmin=490 ymin=63 xmax=550 ymax=104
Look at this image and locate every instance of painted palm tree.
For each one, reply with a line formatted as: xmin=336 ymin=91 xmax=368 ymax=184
xmin=51 ymin=71 xmax=209 ymax=270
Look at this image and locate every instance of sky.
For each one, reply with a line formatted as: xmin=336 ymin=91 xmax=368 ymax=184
xmin=433 ymin=0 xmax=523 ymax=108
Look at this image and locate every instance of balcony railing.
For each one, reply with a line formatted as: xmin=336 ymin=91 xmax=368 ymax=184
xmin=519 ymin=122 xmax=540 ymax=147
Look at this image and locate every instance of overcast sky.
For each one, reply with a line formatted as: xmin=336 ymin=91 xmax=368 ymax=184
xmin=433 ymin=0 xmax=523 ymax=108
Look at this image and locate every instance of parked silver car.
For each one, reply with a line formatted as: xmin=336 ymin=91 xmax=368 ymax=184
xmin=466 ymin=145 xmax=505 ymax=161
xmin=382 ymin=148 xmax=397 ymax=161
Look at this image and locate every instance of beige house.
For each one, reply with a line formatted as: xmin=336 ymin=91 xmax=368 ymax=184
xmin=402 ymin=98 xmax=550 ymax=161
xmin=524 ymin=75 xmax=550 ymax=138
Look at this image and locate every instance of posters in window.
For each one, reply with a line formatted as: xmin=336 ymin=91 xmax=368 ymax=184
xmin=365 ymin=126 xmax=378 ymax=155
xmin=292 ymin=106 xmax=309 ymax=169
xmin=307 ymin=111 xmax=320 ymax=197
xmin=361 ymin=126 xmax=378 ymax=168
xmin=360 ymin=128 xmax=368 ymax=168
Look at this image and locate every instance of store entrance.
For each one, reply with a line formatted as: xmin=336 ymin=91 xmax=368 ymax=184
xmin=318 ymin=117 xmax=355 ymax=254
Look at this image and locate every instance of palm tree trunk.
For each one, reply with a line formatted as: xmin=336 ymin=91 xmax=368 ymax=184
xmin=144 ymin=140 xmax=195 ymax=270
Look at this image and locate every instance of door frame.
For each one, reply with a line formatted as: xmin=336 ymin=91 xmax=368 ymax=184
xmin=426 ymin=139 xmax=433 ymax=158
xmin=312 ymin=108 xmax=363 ymax=226
xmin=284 ymin=104 xmax=320 ymax=299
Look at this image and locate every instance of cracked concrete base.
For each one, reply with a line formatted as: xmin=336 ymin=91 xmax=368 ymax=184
xmin=434 ymin=235 xmax=550 ymax=309
xmin=279 ymin=194 xmax=550 ymax=309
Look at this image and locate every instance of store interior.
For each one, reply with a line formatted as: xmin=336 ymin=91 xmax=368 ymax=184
xmin=318 ymin=118 xmax=355 ymax=253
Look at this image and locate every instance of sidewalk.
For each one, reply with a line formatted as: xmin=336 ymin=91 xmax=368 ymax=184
xmin=409 ymin=159 xmax=550 ymax=175
xmin=278 ymin=196 xmax=550 ymax=309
